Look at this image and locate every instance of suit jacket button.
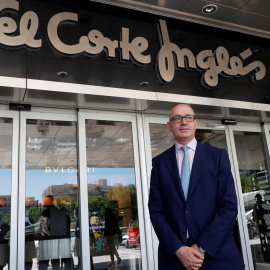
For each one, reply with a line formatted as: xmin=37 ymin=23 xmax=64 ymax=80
xmin=185 ymin=210 xmax=189 ymax=214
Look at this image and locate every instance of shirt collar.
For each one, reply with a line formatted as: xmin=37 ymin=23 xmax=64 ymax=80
xmin=175 ymin=138 xmax=197 ymax=152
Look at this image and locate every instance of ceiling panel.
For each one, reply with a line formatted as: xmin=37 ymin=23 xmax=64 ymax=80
xmin=103 ymin=0 xmax=270 ymax=37
xmin=226 ymin=9 xmax=270 ymax=31
xmin=242 ymin=0 xmax=270 ymax=16
xmin=203 ymin=0 xmax=250 ymax=9
xmin=134 ymin=0 xmax=187 ymax=9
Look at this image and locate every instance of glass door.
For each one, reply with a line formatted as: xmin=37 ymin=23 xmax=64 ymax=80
xmin=0 ymin=109 xmax=19 ymax=270
xmin=17 ymin=110 xmax=79 ymax=270
xmin=143 ymin=115 xmax=250 ymax=270
xmin=78 ymin=111 xmax=147 ymax=270
xmin=228 ymin=124 xmax=270 ymax=270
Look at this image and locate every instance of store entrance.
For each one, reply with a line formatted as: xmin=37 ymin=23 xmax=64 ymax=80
xmin=0 ymin=108 xmax=146 ymax=270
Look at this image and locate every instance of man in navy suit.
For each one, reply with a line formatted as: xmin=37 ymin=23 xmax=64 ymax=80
xmin=148 ymin=104 xmax=244 ymax=269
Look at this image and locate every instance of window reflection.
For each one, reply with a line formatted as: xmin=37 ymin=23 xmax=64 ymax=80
xmin=85 ymin=120 xmax=141 ymax=270
xmin=234 ymin=131 xmax=270 ymax=269
xmin=149 ymin=123 xmax=227 ymax=156
xmin=24 ymin=120 xmax=78 ymax=269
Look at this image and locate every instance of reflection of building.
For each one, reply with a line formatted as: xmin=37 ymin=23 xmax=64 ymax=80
xmin=0 ymin=196 xmax=11 ymax=206
xmin=0 ymin=196 xmax=38 ymax=222
xmin=0 ymin=195 xmax=12 ymax=221
xmin=25 ymin=197 xmax=38 ymax=207
xmin=42 ymin=179 xmax=120 ymax=199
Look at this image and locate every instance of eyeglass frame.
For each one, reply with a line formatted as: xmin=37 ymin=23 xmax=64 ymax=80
xmin=170 ymin=115 xmax=196 ymax=123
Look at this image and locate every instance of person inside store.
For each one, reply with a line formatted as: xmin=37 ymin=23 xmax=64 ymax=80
xmin=38 ymin=195 xmax=72 ymax=270
xmin=104 ymin=208 xmax=122 ymax=267
xmin=148 ymin=104 xmax=245 ymax=270
xmin=253 ymin=193 xmax=270 ymax=259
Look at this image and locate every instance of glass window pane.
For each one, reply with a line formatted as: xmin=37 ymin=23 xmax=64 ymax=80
xmin=0 ymin=118 xmax=12 ymax=270
xmin=24 ymin=120 xmax=78 ymax=269
xmin=85 ymin=119 xmax=141 ymax=270
xmin=234 ymin=131 xmax=270 ymax=269
xmin=150 ymin=123 xmax=227 ymax=156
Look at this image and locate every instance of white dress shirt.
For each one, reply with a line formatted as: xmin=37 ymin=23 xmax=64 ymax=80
xmin=175 ymin=138 xmax=197 ymax=177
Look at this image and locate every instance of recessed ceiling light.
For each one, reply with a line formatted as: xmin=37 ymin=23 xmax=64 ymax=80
xmin=139 ymin=81 xmax=149 ymax=87
xmin=57 ymin=71 xmax=69 ymax=78
xmin=202 ymin=4 xmax=218 ymax=14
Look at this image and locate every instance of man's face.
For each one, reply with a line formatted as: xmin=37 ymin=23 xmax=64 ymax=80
xmin=167 ymin=104 xmax=197 ymax=145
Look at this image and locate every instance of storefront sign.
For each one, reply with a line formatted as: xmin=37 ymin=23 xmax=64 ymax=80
xmin=45 ymin=167 xmax=93 ymax=173
xmin=0 ymin=0 xmax=266 ymax=88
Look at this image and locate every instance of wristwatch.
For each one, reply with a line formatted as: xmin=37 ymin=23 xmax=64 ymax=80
xmin=198 ymin=245 xmax=206 ymax=254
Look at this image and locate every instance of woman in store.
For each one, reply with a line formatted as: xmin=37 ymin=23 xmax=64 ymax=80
xmin=104 ymin=208 xmax=122 ymax=267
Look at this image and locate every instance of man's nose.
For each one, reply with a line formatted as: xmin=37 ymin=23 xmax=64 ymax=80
xmin=181 ymin=118 xmax=188 ymax=124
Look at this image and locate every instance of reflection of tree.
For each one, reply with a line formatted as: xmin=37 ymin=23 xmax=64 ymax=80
xmin=29 ymin=206 xmax=44 ymax=223
xmin=108 ymin=184 xmax=138 ymax=227
xmin=88 ymin=196 xmax=110 ymax=219
xmin=241 ymin=172 xmax=261 ymax=193
xmin=0 ymin=212 xmax=3 ymax=223
xmin=55 ymin=195 xmax=77 ymax=222
xmin=3 ymin=211 xmax=10 ymax=225
xmin=91 ymin=187 xmax=107 ymax=198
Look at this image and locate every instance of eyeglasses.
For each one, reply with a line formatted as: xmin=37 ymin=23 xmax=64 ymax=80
xmin=170 ymin=115 xmax=196 ymax=123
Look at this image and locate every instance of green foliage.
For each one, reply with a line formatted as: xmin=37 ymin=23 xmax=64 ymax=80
xmin=3 ymin=211 xmax=10 ymax=225
xmin=0 ymin=211 xmax=4 ymax=223
xmin=29 ymin=206 xmax=44 ymax=223
xmin=131 ymin=220 xmax=139 ymax=227
xmin=241 ymin=171 xmax=266 ymax=193
xmin=88 ymin=196 xmax=110 ymax=219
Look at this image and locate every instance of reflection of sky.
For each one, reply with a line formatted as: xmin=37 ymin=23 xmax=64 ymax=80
xmin=0 ymin=169 xmax=12 ymax=196
xmin=0 ymin=168 xmax=135 ymax=203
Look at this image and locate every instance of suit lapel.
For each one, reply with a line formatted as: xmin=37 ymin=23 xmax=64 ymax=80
xmin=187 ymin=141 xmax=208 ymax=199
xmin=164 ymin=145 xmax=186 ymax=201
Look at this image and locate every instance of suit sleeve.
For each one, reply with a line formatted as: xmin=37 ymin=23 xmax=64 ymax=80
xmin=148 ymin=158 xmax=183 ymax=258
xmin=196 ymin=149 xmax=238 ymax=257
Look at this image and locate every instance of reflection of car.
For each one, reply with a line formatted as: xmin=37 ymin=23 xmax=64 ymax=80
xmin=119 ymin=227 xmax=130 ymax=247
xmin=120 ymin=227 xmax=140 ymax=248
xmin=127 ymin=227 xmax=140 ymax=248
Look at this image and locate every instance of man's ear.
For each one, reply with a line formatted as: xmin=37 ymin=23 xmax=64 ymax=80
xmin=167 ymin=121 xmax=171 ymax=131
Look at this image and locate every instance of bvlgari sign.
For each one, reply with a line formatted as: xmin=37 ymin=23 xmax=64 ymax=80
xmin=0 ymin=0 xmax=266 ymax=88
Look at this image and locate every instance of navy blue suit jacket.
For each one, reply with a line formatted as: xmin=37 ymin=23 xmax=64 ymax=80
xmin=148 ymin=141 xmax=244 ymax=269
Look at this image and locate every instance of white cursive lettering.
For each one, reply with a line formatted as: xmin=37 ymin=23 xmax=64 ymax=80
xmin=47 ymin=12 xmax=118 ymax=57
xmin=119 ymin=27 xmax=151 ymax=64
xmin=157 ymin=19 xmax=266 ymax=88
xmin=0 ymin=0 xmax=41 ymax=48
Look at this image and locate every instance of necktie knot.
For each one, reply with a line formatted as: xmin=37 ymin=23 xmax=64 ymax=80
xmin=182 ymin=145 xmax=188 ymax=152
